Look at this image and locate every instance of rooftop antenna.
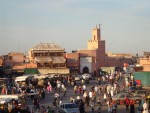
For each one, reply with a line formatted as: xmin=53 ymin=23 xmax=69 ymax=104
xmin=99 ymin=24 xmax=101 ymax=40
xmin=129 ymin=46 xmax=132 ymax=55
xmin=19 ymin=40 xmax=20 ymax=53
xmin=24 ymin=44 xmax=27 ymax=55
xmin=99 ymin=24 xmax=101 ymax=29
xmin=107 ymin=37 xmax=115 ymax=52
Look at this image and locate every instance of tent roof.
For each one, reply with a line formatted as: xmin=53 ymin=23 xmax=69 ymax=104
xmin=32 ymin=43 xmax=64 ymax=51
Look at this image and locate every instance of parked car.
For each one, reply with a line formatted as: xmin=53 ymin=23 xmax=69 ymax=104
xmin=58 ymin=102 xmax=79 ymax=113
xmin=73 ymin=74 xmax=83 ymax=81
xmin=82 ymin=73 xmax=92 ymax=80
xmin=112 ymin=92 xmax=142 ymax=105
xmin=131 ymin=89 xmax=150 ymax=97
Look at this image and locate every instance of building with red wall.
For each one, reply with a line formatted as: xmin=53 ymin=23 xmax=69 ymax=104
xmin=66 ymin=25 xmax=105 ymax=76
xmin=66 ymin=25 xmax=133 ymax=76
xmin=65 ymin=53 xmax=80 ymax=74
xmin=105 ymin=52 xmax=133 ymax=67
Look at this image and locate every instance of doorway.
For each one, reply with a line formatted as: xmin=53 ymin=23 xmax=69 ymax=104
xmin=82 ymin=67 xmax=89 ymax=74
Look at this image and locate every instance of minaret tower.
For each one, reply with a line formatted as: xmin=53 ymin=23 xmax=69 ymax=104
xmin=88 ymin=25 xmax=101 ymax=49
xmin=87 ymin=24 xmax=105 ymax=67
xmin=92 ymin=24 xmax=101 ymax=41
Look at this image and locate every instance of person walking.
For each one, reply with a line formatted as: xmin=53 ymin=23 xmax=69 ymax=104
xmin=97 ymin=98 xmax=102 ymax=113
xmin=125 ymin=96 xmax=130 ymax=111
xmin=122 ymin=80 xmax=125 ymax=91
xmin=47 ymin=84 xmax=50 ymax=94
xmin=33 ymin=97 xmax=40 ymax=111
xmin=40 ymin=105 xmax=46 ymax=113
xmin=79 ymin=99 xmax=85 ymax=113
xmin=112 ymin=101 xmax=117 ymax=113
xmin=130 ymin=100 xmax=135 ymax=113
xmin=85 ymin=94 xmax=90 ymax=107
xmin=62 ymin=86 xmax=66 ymax=97
xmin=74 ymin=85 xmax=78 ymax=94
xmin=107 ymin=100 xmax=112 ymax=113
xmin=137 ymin=104 xmax=143 ymax=113
xmin=78 ymin=86 xmax=82 ymax=94
xmin=41 ymin=88 xmax=45 ymax=99
xmin=143 ymin=100 xmax=149 ymax=113
xmin=89 ymin=90 xmax=93 ymax=102
xmin=103 ymin=92 xmax=107 ymax=102
xmin=82 ymin=84 xmax=86 ymax=94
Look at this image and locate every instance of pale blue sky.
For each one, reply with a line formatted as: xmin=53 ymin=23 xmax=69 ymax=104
xmin=0 ymin=0 xmax=150 ymax=55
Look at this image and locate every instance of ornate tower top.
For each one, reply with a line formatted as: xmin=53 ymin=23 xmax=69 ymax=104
xmin=92 ymin=24 xmax=101 ymax=41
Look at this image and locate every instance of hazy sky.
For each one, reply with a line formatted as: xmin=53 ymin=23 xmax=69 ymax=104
xmin=0 ymin=0 xmax=150 ymax=55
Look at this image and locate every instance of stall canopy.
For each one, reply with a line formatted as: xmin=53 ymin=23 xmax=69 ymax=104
xmin=35 ymin=75 xmax=49 ymax=80
xmin=0 ymin=95 xmax=20 ymax=99
xmin=35 ymin=57 xmax=53 ymax=63
xmin=134 ymin=72 xmax=150 ymax=87
xmin=15 ymin=75 xmax=29 ymax=82
xmin=24 ymin=68 xmax=39 ymax=74
xmin=0 ymin=66 xmax=11 ymax=71
xmin=0 ymin=98 xmax=13 ymax=104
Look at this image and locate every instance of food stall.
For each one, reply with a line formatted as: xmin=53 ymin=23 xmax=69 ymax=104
xmin=0 ymin=98 xmax=13 ymax=112
xmin=0 ymin=94 xmax=27 ymax=111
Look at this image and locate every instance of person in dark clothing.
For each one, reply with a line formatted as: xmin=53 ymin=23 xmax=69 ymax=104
xmin=33 ymin=97 xmax=39 ymax=110
xmin=11 ymin=107 xmax=19 ymax=113
xmin=79 ymin=99 xmax=85 ymax=113
xmin=97 ymin=99 xmax=102 ymax=113
xmin=125 ymin=96 xmax=130 ymax=111
xmin=85 ymin=95 xmax=90 ymax=107
xmin=26 ymin=87 xmax=31 ymax=93
xmin=130 ymin=100 xmax=135 ymax=113
xmin=41 ymin=89 xmax=45 ymax=99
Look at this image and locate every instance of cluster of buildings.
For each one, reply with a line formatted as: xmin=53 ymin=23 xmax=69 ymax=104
xmin=0 ymin=25 xmax=149 ymax=77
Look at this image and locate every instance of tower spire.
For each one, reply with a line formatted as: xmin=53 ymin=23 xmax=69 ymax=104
xmin=92 ymin=24 xmax=101 ymax=41
xmin=99 ymin=24 xmax=101 ymax=29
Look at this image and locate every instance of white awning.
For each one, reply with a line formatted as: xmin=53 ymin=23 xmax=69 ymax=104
xmin=0 ymin=95 xmax=19 ymax=99
xmin=35 ymin=75 xmax=48 ymax=80
xmin=15 ymin=75 xmax=29 ymax=82
xmin=38 ymin=68 xmax=70 ymax=74
xmin=0 ymin=98 xmax=12 ymax=104
xmin=35 ymin=57 xmax=53 ymax=63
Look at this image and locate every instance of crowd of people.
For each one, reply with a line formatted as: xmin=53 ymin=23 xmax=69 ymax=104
xmin=0 ymin=72 xmax=150 ymax=113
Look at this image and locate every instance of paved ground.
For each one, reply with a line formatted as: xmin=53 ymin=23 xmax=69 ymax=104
xmin=26 ymin=79 xmax=139 ymax=113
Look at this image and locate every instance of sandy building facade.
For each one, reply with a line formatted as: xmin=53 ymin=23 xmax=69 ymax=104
xmin=0 ymin=56 xmax=3 ymax=67
xmin=138 ymin=52 xmax=150 ymax=71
